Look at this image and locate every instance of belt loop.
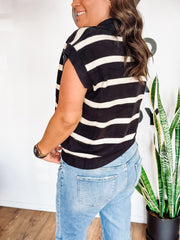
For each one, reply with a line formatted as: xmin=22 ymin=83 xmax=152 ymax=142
xmin=123 ymin=163 xmax=127 ymax=170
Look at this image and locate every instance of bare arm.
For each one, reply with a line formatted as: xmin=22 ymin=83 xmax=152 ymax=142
xmin=37 ymin=59 xmax=87 ymax=164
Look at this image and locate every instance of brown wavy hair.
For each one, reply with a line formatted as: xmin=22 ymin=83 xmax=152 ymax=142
xmin=110 ymin=0 xmax=152 ymax=82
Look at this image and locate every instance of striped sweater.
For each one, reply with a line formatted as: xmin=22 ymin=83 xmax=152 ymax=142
xmin=55 ymin=18 xmax=146 ymax=169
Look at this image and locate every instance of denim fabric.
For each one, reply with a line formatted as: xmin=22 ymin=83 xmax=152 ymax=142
xmin=55 ymin=141 xmax=142 ymax=240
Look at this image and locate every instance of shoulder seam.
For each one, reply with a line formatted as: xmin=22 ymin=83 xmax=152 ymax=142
xmin=69 ymin=27 xmax=90 ymax=46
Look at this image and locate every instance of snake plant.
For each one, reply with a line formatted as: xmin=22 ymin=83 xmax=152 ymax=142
xmin=136 ymin=76 xmax=180 ymax=219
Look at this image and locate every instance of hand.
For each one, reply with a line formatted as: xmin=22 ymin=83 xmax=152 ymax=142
xmin=41 ymin=146 xmax=62 ymax=164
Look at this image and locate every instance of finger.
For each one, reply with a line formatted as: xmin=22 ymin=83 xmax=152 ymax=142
xmin=54 ymin=152 xmax=61 ymax=157
xmin=50 ymin=151 xmax=61 ymax=158
xmin=55 ymin=146 xmax=62 ymax=151
xmin=50 ymin=153 xmax=61 ymax=160
xmin=40 ymin=153 xmax=61 ymax=164
xmin=43 ymin=156 xmax=60 ymax=164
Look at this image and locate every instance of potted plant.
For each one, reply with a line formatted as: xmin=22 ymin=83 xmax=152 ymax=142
xmin=136 ymin=76 xmax=180 ymax=240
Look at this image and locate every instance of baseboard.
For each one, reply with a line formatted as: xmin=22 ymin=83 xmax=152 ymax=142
xmin=0 ymin=200 xmax=147 ymax=224
xmin=0 ymin=200 xmax=56 ymax=212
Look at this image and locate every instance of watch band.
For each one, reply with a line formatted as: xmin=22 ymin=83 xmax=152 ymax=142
xmin=33 ymin=144 xmax=48 ymax=158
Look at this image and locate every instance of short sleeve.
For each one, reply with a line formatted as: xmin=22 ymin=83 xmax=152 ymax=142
xmin=62 ymin=43 xmax=93 ymax=90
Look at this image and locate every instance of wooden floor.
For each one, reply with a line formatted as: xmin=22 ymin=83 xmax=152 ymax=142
xmin=0 ymin=206 xmax=147 ymax=240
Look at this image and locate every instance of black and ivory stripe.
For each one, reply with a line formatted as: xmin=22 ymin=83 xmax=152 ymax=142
xmin=80 ymin=113 xmax=140 ymax=128
xmin=55 ymin=18 xmax=146 ymax=169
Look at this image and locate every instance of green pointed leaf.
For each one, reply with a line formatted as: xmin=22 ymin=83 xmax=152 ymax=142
xmin=135 ymin=183 xmax=142 ymax=195
xmin=174 ymin=121 xmax=180 ymax=217
xmin=169 ymin=107 xmax=180 ymax=139
xmin=176 ymin=179 xmax=180 ymax=200
xmin=140 ymin=167 xmax=159 ymax=209
xmin=138 ymin=178 xmax=160 ymax=214
xmin=175 ymin=123 xmax=180 ymax=161
xmin=150 ymin=76 xmax=158 ymax=109
xmin=160 ymin=144 xmax=174 ymax=218
xmin=175 ymin=89 xmax=180 ymax=113
xmin=173 ymin=90 xmax=180 ymax=217
xmin=176 ymin=200 xmax=180 ymax=216
xmin=155 ymin=148 xmax=164 ymax=217
xmin=153 ymin=112 xmax=162 ymax=152
xmin=142 ymin=189 xmax=160 ymax=214
xmin=156 ymin=78 xmax=174 ymax=173
xmin=175 ymin=179 xmax=180 ymax=216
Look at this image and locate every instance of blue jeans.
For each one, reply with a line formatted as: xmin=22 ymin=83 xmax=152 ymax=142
xmin=55 ymin=141 xmax=142 ymax=240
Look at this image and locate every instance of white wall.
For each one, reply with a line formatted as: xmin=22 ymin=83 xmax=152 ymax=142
xmin=0 ymin=0 xmax=180 ymax=224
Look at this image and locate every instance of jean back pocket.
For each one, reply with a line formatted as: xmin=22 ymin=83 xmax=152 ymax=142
xmin=77 ymin=175 xmax=118 ymax=207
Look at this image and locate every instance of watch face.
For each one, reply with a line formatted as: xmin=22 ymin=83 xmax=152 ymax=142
xmin=34 ymin=145 xmax=39 ymax=158
xmin=33 ymin=145 xmax=47 ymax=158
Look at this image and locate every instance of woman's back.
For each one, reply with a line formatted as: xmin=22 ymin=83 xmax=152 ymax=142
xmin=55 ymin=18 xmax=146 ymax=169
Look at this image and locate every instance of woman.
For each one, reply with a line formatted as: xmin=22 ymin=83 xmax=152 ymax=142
xmin=33 ymin=0 xmax=151 ymax=239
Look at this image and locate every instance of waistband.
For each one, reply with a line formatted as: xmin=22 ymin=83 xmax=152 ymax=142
xmin=101 ymin=141 xmax=139 ymax=168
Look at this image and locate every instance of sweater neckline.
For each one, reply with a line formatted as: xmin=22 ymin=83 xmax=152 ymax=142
xmin=96 ymin=17 xmax=120 ymax=33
